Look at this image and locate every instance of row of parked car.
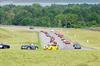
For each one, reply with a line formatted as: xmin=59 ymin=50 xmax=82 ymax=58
xmin=55 ymin=33 xmax=71 ymax=44
xmin=41 ymin=30 xmax=81 ymax=49
xmin=0 ymin=43 xmax=39 ymax=50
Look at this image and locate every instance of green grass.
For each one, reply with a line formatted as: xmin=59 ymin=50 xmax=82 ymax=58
xmin=0 ymin=50 xmax=100 ymax=66
xmin=0 ymin=26 xmax=100 ymax=66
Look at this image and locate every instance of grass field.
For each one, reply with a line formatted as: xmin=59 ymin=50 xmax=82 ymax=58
xmin=0 ymin=26 xmax=40 ymax=49
xmin=1 ymin=50 xmax=100 ymax=66
xmin=0 ymin=26 xmax=100 ymax=66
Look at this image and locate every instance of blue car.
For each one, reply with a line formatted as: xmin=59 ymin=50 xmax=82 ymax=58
xmin=0 ymin=44 xmax=10 ymax=49
xmin=21 ymin=45 xmax=38 ymax=50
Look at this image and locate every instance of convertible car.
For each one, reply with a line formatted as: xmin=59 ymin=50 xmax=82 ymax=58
xmin=21 ymin=45 xmax=39 ymax=50
xmin=0 ymin=44 xmax=10 ymax=49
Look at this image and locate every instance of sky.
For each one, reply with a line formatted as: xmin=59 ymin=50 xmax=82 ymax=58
xmin=0 ymin=0 xmax=100 ymax=6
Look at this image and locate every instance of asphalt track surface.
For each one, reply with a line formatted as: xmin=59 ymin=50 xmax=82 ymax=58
xmin=39 ymin=31 xmax=93 ymax=50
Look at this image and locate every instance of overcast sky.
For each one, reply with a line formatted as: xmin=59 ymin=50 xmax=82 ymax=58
xmin=0 ymin=0 xmax=100 ymax=6
xmin=0 ymin=0 xmax=100 ymax=3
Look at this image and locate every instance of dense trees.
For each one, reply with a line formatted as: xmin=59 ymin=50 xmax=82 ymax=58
xmin=0 ymin=4 xmax=100 ymax=28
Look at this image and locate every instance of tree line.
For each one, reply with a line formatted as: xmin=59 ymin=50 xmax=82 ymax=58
xmin=0 ymin=4 xmax=100 ymax=28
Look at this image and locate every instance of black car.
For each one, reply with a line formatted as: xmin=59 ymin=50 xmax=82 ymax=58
xmin=21 ymin=45 xmax=39 ymax=50
xmin=73 ymin=44 xmax=81 ymax=49
xmin=0 ymin=44 xmax=10 ymax=49
xmin=29 ymin=26 xmax=34 ymax=29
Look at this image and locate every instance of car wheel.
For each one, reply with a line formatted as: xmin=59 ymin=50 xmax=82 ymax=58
xmin=74 ymin=47 xmax=81 ymax=49
xmin=6 ymin=46 xmax=10 ymax=49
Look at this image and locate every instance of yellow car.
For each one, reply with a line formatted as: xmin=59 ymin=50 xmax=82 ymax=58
xmin=48 ymin=46 xmax=59 ymax=50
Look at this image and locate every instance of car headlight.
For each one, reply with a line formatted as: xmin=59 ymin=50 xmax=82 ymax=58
xmin=0 ymin=45 xmax=3 ymax=48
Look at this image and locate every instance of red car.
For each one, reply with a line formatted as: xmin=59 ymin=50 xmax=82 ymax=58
xmin=63 ymin=40 xmax=71 ymax=44
xmin=58 ymin=34 xmax=64 ymax=38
